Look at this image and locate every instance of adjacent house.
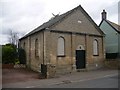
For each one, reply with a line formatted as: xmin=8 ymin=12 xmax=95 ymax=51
xmin=19 ymin=5 xmax=105 ymax=77
xmin=99 ymin=10 xmax=120 ymax=59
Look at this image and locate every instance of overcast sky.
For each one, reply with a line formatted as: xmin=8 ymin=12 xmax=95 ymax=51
xmin=0 ymin=0 xmax=119 ymax=45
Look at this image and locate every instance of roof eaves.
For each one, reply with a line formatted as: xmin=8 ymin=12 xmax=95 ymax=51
xmin=19 ymin=28 xmax=45 ymax=40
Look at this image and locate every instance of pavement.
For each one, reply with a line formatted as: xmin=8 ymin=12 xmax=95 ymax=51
xmin=2 ymin=68 xmax=118 ymax=88
xmin=2 ymin=68 xmax=39 ymax=84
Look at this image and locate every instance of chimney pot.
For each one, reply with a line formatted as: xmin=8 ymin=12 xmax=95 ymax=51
xmin=101 ymin=9 xmax=107 ymax=20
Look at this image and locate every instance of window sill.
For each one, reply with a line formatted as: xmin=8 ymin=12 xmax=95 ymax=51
xmin=57 ymin=55 xmax=66 ymax=57
xmin=93 ymin=55 xmax=99 ymax=56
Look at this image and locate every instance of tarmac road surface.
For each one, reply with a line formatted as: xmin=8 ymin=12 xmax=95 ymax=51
xmin=37 ymin=74 xmax=118 ymax=88
xmin=2 ymin=69 xmax=118 ymax=88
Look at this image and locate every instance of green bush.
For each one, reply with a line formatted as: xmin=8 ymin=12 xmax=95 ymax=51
xmin=18 ymin=48 xmax=26 ymax=64
xmin=2 ymin=43 xmax=26 ymax=65
xmin=2 ymin=44 xmax=17 ymax=64
xmin=15 ymin=59 xmax=20 ymax=64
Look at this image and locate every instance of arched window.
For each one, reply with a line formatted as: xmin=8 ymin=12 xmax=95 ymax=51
xmin=57 ymin=37 xmax=65 ymax=56
xmin=35 ymin=39 xmax=39 ymax=57
xmin=93 ymin=39 xmax=99 ymax=56
xmin=23 ymin=42 xmax=25 ymax=50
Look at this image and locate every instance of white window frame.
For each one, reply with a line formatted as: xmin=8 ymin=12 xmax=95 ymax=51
xmin=57 ymin=37 xmax=65 ymax=56
xmin=93 ymin=39 xmax=99 ymax=56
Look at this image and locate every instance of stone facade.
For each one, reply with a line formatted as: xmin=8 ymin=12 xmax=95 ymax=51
xmin=19 ymin=5 xmax=105 ymax=78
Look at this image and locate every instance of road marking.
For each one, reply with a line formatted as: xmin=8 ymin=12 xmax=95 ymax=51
xmin=71 ymin=74 xmax=118 ymax=83
xmin=25 ymin=73 xmax=118 ymax=88
xmin=25 ymin=82 xmax=63 ymax=88
xmin=26 ymin=84 xmax=46 ymax=88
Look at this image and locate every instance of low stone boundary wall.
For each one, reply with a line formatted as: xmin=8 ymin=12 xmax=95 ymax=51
xmin=14 ymin=64 xmax=26 ymax=68
xmin=2 ymin=64 xmax=26 ymax=69
xmin=104 ymin=59 xmax=119 ymax=69
xmin=2 ymin=64 xmax=14 ymax=69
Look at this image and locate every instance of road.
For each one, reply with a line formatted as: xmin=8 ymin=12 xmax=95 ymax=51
xmin=32 ymin=74 xmax=118 ymax=88
xmin=3 ymin=69 xmax=118 ymax=88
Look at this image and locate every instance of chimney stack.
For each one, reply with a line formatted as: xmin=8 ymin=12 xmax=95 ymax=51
xmin=101 ymin=9 xmax=107 ymax=20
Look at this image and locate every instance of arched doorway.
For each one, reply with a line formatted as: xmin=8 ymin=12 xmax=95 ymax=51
xmin=76 ymin=45 xmax=86 ymax=69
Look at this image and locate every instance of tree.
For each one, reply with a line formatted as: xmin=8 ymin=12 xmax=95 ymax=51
xmin=2 ymin=44 xmax=17 ymax=64
xmin=9 ymin=30 xmax=19 ymax=48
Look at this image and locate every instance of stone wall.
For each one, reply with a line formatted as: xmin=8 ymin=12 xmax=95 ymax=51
xmin=19 ymin=7 xmax=105 ymax=77
xmin=45 ymin=31 xmax=104 ymax=76
xmin=20 ymin=30 xmax=105 ymax=78
xmin=20 ymin=31 xmax=44 ymax=72
xmin=104 ymin=59 xmax=119 ymax=69
xmin=50 ymin=9 xmax=101 ymax=35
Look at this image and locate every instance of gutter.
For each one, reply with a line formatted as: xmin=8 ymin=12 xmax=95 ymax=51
xmin=19 ymin=28 xmax=46 ymax=41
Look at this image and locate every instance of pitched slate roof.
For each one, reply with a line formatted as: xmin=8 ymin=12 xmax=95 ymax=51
xmin=106 ymin=20 xmax=120 ymax=33
xmin=20 ymin=5 xmax=104 ymax=40
xmin=99 ymin=19 xmax=120 ymax=33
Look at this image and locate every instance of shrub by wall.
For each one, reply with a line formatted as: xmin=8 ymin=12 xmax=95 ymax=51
xmin=2 ymin=44 xmax=17 ymax=64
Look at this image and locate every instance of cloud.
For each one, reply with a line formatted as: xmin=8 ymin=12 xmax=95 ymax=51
xmin=1 ymin=0 xmax=47 ymax=36
xmin=79 ymin=0 xmax=119 ymax=24
xmin=0 ymin=34 xmax=10 ymax=45
xmin=118 ymin=1 xmax=120 ymax=25
xmin=0 ymin=0 xmax=119 ymax=45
